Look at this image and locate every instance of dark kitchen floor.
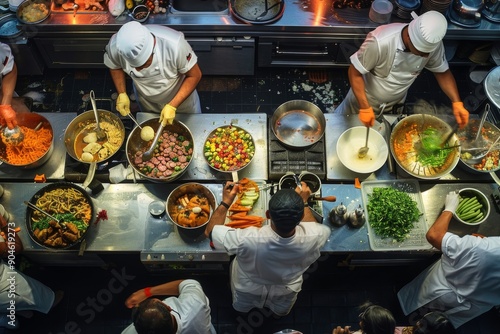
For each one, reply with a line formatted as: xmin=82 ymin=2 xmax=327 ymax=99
xmin=1 ymin=65 xmax=499 ymax=334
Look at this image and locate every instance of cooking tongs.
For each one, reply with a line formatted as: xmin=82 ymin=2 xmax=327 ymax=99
xmin=24 ymin=201 xmax=66 ymax=228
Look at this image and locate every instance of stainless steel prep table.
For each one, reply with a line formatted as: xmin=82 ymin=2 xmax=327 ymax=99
xmin=3 ymin=181 xmax=499 ymax=265
xmin=136 ymin=112 xmax=268 ymax=182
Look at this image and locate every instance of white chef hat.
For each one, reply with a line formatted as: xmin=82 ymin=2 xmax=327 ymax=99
xmin=408 ymin=11 xmax=447 ymax=53
xmin=116 ymin=22 xmax=154 ymax=67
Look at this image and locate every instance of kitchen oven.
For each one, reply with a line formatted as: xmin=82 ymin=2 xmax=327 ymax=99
xmin=257 ymin=36 xmax=356 ymax=67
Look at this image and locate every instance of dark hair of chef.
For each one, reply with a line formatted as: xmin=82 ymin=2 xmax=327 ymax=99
xmin=131 ymin=298 xmax=177 ymax=334
xmin=358 ymin=303 xmax=396 ymax=334
xmin=267 ymin=189 xmax=304 ymax=234
xmin=414 ymin=312 xmax=456 ymax=334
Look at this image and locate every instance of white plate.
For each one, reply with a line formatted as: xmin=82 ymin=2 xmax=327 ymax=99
xmin=337 ymin=126 xmax=388 ymax=174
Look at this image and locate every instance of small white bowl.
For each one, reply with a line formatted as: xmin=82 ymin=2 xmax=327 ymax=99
xmin=337 ymin=126 xmax=388 ymax=174
xmin=453 ymin=188 xmax=490 ymax=225
xmin=369 ymin=0 xmax=393 ymax=24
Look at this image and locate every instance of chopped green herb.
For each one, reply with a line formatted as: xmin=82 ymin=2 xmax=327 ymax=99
xmin=367 ymin=187 xmax=422 ymax=242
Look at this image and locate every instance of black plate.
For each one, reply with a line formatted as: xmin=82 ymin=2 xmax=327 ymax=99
xmin=26 ymin=182 xmax=95 ymax=250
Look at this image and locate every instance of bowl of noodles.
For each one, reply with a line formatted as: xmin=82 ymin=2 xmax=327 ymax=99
xmin=0 ymin=112 xmax=54 ymax=168
xmin=16 ymin=0 xmax=51 ymax=24
xmin=390 ymin=114 xmax=461 ymax=179
xmin=25 ymin=182 xmax=95 ymax=249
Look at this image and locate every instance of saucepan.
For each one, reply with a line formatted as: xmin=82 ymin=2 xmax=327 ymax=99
xmin=271 ymin=100 xmax=326 ymax=150
xmin=64 ymin=109 xmax=125 ymax=187
xmin=126 ymin=118 xmax=194 ymax=182
xmin=458 ymin=118 xmax=500 ymax=186
xmin=203 ymin=124 xmax=256 ymax=181
xmin=0 ymin=112 xmax=54 ymax=169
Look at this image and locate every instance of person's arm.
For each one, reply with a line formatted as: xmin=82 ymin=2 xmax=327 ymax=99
xmin=426 ymin=191 xmax=459 ymax=250
xmin=348 ymin=64 xmax=370 ymax=110
xmin=204 ymin=181 xmax=239 ymax=238
xmin=167 ymin=63 xmax=202 ymax=109
xmin=433 ymin=70 xmax=461 ymax=103
xmin=125 ymin=279 xmax=184 ymax=308
xmin=1 ymin=62 xmax=16 ymax=106
xmin=434 ymin=70 xmax=469 ymax=128
xmin=294 ymin=182 xmax=317 ymax=223
xmin=0 ymin=214 xmax=23 ymax=257
xmin=109 ymin=68 xmax=128 ymax=94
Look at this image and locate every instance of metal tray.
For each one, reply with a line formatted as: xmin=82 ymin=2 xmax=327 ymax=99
xmin=361 ymin=179 xmax=431 ymax=251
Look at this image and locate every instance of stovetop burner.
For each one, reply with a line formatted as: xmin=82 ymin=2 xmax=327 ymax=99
xmin=267 ymin=120 xmax=327 ymax=180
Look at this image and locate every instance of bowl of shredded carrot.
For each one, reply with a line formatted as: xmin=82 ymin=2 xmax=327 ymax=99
xmin=0 ymin=112 xmax=54 ymax=168
xmin=390 ymin=114 xmax=461 ymax=179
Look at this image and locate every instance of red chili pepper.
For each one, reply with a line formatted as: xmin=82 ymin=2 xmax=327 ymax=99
xmin=95 ymin=209 xmax=108 ymax=225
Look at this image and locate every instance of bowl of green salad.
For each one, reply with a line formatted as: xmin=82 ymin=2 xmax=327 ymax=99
xmin=390 ymin=114 xmax=461 ymax=179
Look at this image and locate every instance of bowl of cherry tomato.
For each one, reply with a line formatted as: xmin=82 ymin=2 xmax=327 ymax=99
xmin=203 ymin=125 xmax=256 ymax=175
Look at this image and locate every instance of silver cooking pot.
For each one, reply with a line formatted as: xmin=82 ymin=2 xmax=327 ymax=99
xmin=64 ymin=109 xmax=125 ymax=186
xmin=271 ymin=100 xmax=326 ymax=150
xmin=0 ymin=112 xmax=54 ymax=169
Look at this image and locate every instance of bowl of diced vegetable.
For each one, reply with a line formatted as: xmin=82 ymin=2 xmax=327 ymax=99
xmin=453 ymin=188 xmax=490 ymax=225
xmin=390 ymin=114 xmax=461 ymax=179
xmin=203 ymin=125 xmax=256 ymax=176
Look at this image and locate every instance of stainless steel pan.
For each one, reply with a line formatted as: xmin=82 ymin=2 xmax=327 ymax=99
xmin=271 ymin=100 xmax=326 ymax=150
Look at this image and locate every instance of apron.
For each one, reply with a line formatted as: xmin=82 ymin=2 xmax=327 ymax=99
xmin=130 ymin=49 xmax=201 ymax=114
xmin=336 ymin=50 xmax=428 ymax=115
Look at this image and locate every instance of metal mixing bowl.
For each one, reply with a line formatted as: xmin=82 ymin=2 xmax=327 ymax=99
xmin=390 ymin=114 xmax=461 ymax=179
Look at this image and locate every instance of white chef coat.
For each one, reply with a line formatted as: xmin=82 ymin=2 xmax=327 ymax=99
xmin=0 ymin=260 xmax=55 ymax=314
xmin=121 ymin=279 xmax=216 ymax=334
xmin=104 ymin=25 xmax=201 ymax=114
xmin=336 ymin=23 xmax=448 ymax=115
xmin=398 ymin=232 xmax=500 ymax=328
xmin=0 ymin=43 xmax=14 ymax=81
xmin=211 ymin=223 xmax=330 ymax=315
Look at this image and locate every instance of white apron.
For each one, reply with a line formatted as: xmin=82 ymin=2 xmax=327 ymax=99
xmin=337 ymin=50 xmax=427 ymax=115
xmin=130 ymin=50 xmax=200 ymax=114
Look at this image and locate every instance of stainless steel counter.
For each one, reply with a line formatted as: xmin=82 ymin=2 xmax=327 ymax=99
xmin=136 ymin=112 xmax=268 ymax=182
xmin=2 ymin=181 xmax=498 ymax=262
xmin=19 ymin=2 xmax=500 ymax=40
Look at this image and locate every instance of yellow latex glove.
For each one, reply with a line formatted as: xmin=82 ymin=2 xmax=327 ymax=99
xmin=116 ymin=93 xmax=130 ymax=116
xmin=160 ymin=104 xmax=176 ymax=126
xmin=0 ymin=105 xmax=17 ymax=129
xmin=452 ymin=101 xmax=469 ymax=128
xmin=358 ymin=107 xmax=375 ymax=127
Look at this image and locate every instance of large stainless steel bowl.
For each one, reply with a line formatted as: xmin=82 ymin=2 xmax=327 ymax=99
xmin=0 ymin=112 xmax=54 ymax=168
xmin=390 ymin=114 xmax=461 ymax=179
xmin=126 ymin=118 xmax=194 ymax=182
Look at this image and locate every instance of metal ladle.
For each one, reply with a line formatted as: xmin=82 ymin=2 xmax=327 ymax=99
xmin=89 ymin=90 xmax=107 ymax=141
xmin=142 ymin=122 xmax=164 ymax=161
xmin=256 ymin=0 xmax=282 ymax=20
xmin=2 ymin=125 xmax=24 ymax=146
xmin=462 ymin=104 xmax=490 ymax=152
xmin=463 ymin=135 xmax=500 ymax=165
xmin=358 ymin=126 xmax=370 ymax=158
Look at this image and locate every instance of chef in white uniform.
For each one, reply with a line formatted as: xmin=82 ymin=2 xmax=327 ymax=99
xmin=336 ymin=11 xmax=469 ymax=128
xmin=397 ymin=191 xmax=500 ymax=329
xmin=104 ymin=22 xmax=202 ymax=126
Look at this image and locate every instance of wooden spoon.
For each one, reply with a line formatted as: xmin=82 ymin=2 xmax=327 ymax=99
xmin=311 ymin=195 xmax=337 ymax=202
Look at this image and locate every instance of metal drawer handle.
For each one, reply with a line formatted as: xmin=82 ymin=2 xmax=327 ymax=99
xmin=275 ymin=46 xmax=329 ymax=56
